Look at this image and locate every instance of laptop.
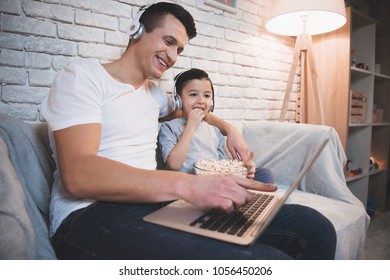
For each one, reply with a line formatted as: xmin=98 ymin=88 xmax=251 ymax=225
xmin=144 ymin=128 xmax=331 ymax=246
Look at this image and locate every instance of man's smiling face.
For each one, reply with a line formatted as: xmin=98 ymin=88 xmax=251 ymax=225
xmin=135 ymin=14 xmax=188 ymax=80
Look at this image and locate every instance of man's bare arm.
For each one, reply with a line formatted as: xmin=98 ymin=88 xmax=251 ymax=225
xmin=160 ymin=110 xmax=249 ymax=161
xmin=204 ymin=113 xmax=249 ymax=161
xmin=54 ymin=123 xmax=183 ymax=202
xmin=158 ymin=110 xmax=182 ymax=122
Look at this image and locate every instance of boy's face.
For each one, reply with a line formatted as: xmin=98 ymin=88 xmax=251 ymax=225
xmin=181 ymin=78 xmax=213 ymax=118
xmin=135 ymin=14 xmax=188 ymax=80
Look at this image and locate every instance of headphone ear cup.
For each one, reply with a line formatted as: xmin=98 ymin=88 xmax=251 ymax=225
xmin=130 ymin=23 xmax=144 ymax=40
xmin=129 ymin=8 xmax=145 ymax=41
xmin=173 ymin=94 xmax=182 ymax=111
xmin=129 ymin=17 xmax=140 ymax=35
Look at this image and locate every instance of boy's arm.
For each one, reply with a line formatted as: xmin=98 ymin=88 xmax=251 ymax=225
xmin=204 ymin=113 xmax=249 ymax=161
xmin=165 ymin=109 xmax=204 ymax=170
xmin=164 ymin=124 xmax=195 ymax=171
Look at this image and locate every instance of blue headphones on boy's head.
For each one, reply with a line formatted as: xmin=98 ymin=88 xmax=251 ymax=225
xmin=173 ymin=70 xmax=215 ymax=112
xmin=129 ymin=6 xmax=147 ymax=41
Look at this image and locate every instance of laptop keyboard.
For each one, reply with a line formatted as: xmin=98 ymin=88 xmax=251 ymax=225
xmin=189 ymin=193 xmax=274 ymax=237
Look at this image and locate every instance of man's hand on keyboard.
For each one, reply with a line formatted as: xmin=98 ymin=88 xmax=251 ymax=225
xmin=178 ymin=174 xmax=277 ymax=213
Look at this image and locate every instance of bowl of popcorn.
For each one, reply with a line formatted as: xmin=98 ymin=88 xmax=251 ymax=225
xmin=193 ymin=159 xmax=248 ymax=178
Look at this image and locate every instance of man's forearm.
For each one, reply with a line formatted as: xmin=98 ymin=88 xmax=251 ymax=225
xmin=203 ymin=113 xmax=249 ymax=161
xmin=204 ymin=113 xmax=232 ymax=136
xmin=159 ymin=110 xmax=182 ymax=122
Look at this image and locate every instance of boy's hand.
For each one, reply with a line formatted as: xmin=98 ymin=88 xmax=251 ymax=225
xmin=243 ymin=151 xmax=256 ymax=179
xmin=186 ymin=108 xmax=204 ymax=130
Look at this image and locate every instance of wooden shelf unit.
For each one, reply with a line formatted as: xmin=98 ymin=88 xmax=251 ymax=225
xmin=310 ymin=7 xmax=390 ymax=211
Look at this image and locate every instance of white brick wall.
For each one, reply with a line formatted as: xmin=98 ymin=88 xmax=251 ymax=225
xmin=0 ymin=0 xmax=298 ymax=125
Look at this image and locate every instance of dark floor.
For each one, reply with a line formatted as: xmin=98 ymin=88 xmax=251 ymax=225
xmin=360 ymin=210 xmax=390 ymax=259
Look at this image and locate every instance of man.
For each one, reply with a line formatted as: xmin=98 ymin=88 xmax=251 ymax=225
xmin=41 ymin=2 xmax=336 ymax=259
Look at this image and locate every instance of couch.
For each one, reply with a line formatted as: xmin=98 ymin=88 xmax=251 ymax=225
xmin=0 ymin=113 xmax=370 ymax=259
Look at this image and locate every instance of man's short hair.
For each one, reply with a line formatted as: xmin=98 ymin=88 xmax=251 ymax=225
xmin=140 ymin=2 xmax=197 ymax=40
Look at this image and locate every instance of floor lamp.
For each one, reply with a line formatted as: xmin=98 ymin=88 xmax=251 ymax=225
xmin=266 ymin=0 xmax=347 ymax=124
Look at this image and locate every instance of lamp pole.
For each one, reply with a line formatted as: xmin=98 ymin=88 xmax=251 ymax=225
xmin=279 ymin=16 xmax=325 ymax=125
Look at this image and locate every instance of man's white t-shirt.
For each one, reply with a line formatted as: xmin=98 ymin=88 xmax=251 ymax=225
xmin=40 ymin=58 xmax=172 ymax=236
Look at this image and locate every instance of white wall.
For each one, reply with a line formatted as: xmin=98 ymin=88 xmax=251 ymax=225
xmin=0 ymin=0 xmax=298 ymax=127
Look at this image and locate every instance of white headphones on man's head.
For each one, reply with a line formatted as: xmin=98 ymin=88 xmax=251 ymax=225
xmin=129 ymin=6 xmax=147 ymax=41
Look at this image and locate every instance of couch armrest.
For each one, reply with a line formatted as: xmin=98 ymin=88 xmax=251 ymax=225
xmin=242 ymin=121 xmax=361 ymax=205
xmin=0 ymin=113 xmax=56 ymax=259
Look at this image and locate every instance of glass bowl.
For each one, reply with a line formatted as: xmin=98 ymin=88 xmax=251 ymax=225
xmin=193 ymin=159 xmax=248 ymax=178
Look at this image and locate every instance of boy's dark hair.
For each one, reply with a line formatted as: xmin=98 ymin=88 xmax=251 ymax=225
xmin=141 ymin=2 xmax=197 ymax=40
xmin=174 ymin=68 xmax=213 ymax=97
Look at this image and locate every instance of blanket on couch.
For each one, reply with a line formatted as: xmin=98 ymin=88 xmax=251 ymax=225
xmin=242 ymin=121 xmax=370 ymax=259
xmin=0 ymin=113 xmax=56 ymax=259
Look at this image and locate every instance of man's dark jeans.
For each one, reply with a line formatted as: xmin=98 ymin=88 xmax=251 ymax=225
xmin=52 ymin=201 xmax=336 ymax=260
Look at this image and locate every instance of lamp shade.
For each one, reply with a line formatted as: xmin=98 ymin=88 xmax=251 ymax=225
xmin=266 ymin=0 xmax=347 ymax=36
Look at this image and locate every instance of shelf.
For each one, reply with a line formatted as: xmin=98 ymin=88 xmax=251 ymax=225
xmin=369 ymin=168 xmax=387 ymax=176
xmin=346 ymin=7 xmax=390 ymax=211
xmin=349 ymin=123 xmax=370 ymax=127
xmin=345 ymin=168 xmax=387 ymax=181
xmin=351 ymin=67 xmax=390 ymax=80
xmin=375 ymin=72 xmax=390 ymax=80
xmin=351 ymin=7 xmax=390 ymax=36
xmin=372 ymin=122 xmax=390 ymax=127
xmin=349 ymin=122 xmax=390 ymax=128
xmin=346 ymin=173 xmax=367 ymax=182
xmin=351 ymin=66 xmax=374 ymax=76
xmin=313 ymin=7 xmax=389 ymax=210
xmin=351 ymin=8 xmax=375 ymax=28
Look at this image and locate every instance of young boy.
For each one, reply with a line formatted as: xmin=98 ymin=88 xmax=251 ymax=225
xmin=159 ymin=68 xmax=274 ymax=183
